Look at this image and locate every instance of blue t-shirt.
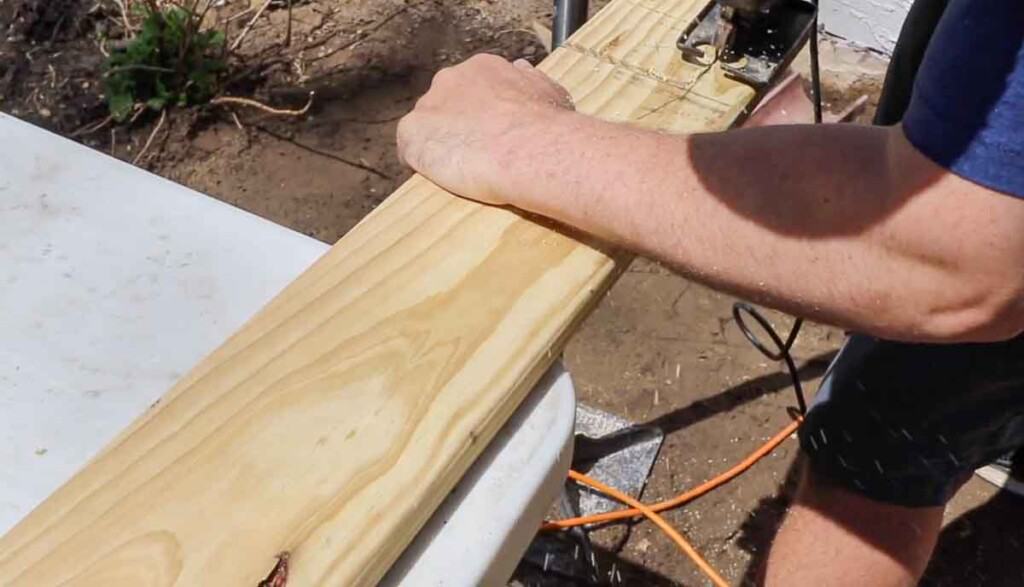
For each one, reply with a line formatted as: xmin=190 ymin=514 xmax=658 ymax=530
xmin=902 ymin=0 xmax=1024 ymax=197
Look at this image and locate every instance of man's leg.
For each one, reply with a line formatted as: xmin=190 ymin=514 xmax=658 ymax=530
xmin=765 ymin=465 xmax=943 ymax=586
xmin=757 ymin=332 xmax=1024 ymax=586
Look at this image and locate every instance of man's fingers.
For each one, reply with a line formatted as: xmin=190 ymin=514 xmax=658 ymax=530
xmin=513 ymin=58 xmax=534 ymax=71
xmin=395 ymin=114 xmax=417 ymax=168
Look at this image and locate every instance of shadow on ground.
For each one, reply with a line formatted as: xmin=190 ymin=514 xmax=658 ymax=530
xmin=512 ymin=531 xmax=679 ymax=586
xmin=638 ymin=351 xmax=834 ymax=436
xmin=923 ymin=490 xmax=1024 ymax=586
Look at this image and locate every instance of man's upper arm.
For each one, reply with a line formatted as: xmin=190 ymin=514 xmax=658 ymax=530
xmin=901 ymin=0 xmax=1024 ymax=198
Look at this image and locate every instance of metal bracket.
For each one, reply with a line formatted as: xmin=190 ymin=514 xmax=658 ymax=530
xmin=677 ymin=0 xmax=816 ymax=87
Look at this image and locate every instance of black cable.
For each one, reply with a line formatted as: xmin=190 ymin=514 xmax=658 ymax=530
xmin=732 ymin=304 xmax=807 ymax=414
xmin=808 ymin=0 xmax=824 ymax=125
xmin=731 ymin=0 xmax=823 ymax=416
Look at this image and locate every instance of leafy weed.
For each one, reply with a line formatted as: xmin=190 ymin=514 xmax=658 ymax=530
xmin=104 ymin=4 xmax=225 ymax=121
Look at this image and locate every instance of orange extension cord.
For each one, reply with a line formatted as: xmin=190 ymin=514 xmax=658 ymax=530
xmin=545 ymin=417 xmax=802 ymax=586
xmin=567 ymin=470 xmax=730 ymax=587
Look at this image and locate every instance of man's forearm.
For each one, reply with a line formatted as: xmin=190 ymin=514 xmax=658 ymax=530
xmin=395 ymin=55 xmax=1024 ymax=342
xmin=492 ymin=112 xmax=1024 ymax=342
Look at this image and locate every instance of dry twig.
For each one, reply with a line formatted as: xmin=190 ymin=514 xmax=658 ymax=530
xmin=230 ymin=0 xmax=272 ymax=52
xmin=305 ymin=5 xmax=410 ymax=63
xmin=210 ymin=91 xmax=314 ymax=116
xmin=253 ymin=123 xmax=391 ymax=179
xmin=286 ymin=0 xmax=293 ymax=46
xmin=227 ymin=6 xmax=255 ymax=23
xmin=531 ymin=21 xmax=553 ymax=53
xmin=71 ymin=115 xmax=114 ymax=137
xmin=129 ymin=103 xmax=147 ymax=123
xmin=104 ymin=64 xmax=175 ymax=77
xmin=132 ymin=108 xmax=167 ymax=165
xmin=115 ymin=0 xmax=135 ymax=38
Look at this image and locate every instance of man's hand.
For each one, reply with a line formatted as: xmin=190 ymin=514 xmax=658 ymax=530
xmin=396 ymin=54 xmax=574 ymax=205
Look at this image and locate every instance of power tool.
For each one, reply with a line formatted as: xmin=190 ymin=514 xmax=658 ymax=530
xmin=552 ymin=0 xmax=816 ymax=88
xmin=678 ymin=0 xmax=817 ymax=87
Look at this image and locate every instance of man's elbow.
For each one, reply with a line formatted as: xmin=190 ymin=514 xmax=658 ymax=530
xmin=882 ymin=128 xmax=1024 ymax=343
xmin=919 ymin=281 xmax=1024 ymax=343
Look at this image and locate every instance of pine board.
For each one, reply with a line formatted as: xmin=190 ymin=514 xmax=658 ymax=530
xmin=0 ymin=1 xmax=756 ymax=584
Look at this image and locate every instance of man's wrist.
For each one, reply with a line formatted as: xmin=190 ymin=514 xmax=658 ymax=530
xmin=489 ymin=107 xmax=580 ymax=211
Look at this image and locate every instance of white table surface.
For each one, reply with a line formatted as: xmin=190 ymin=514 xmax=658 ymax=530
xmin=0 ymin=113 xmax=574 ymax=585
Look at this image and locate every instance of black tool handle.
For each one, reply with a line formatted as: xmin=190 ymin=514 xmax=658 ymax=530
xmin=553 ymin=0 xmax=589 ymax=48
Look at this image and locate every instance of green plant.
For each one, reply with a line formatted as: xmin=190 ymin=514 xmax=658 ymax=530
xmin=104 ymin=2 xmax=226 ymax=121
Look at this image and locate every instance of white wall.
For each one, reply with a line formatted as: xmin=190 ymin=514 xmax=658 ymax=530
xmin=820 ymin=0 xmax=912 ymax=54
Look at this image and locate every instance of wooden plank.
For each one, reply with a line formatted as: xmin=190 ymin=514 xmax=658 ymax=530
xmin=0 ymin=1 xmax=756 ymax=584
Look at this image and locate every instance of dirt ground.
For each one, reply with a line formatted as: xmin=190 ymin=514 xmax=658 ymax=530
xmin=4 ymin=0 xmax=1022 ymax=584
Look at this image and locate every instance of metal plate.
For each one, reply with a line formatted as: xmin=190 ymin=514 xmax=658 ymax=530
xmin=678 ymin=0 xmax=817 ymax=87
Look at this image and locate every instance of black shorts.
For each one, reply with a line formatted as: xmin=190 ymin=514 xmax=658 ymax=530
xmin=798 ymin=0 xmax=1024 ymax=508
xmin=799 ymin=334 xmax=1024 ymax=507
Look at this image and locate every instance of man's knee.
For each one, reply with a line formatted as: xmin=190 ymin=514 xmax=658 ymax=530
xmin=762 ymin=462 xmax=944 ymax=587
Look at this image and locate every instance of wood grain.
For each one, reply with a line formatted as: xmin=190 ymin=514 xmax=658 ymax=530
xmin=0 ymin=1 xmax=756 ymax=584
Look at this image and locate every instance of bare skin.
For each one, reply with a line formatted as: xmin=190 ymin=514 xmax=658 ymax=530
xmin=397 ymin=55 xmax=1024 ymax=343
xmin=764 ymin=466 xmax=944 ymax=587
xmin=396 ymin=55 xmax=1024 ymax=584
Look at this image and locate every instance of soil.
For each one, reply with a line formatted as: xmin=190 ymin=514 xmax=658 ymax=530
xmin=3 ymin=1 xmax=1021 ymax=585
